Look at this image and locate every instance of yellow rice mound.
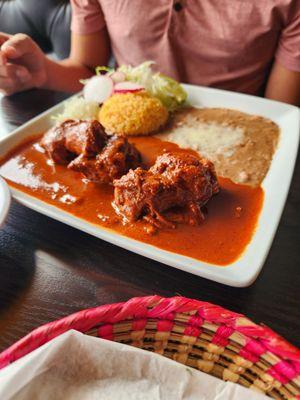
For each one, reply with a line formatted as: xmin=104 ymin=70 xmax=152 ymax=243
xmin=99 ymin=92 xmax=169 ymax=136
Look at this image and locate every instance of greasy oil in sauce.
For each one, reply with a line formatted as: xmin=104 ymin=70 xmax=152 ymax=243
xmin=0 ymin=135 xmax=264 ymax=266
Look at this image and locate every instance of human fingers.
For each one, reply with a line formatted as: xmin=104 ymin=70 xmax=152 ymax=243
xmin=0 ymin=75 xmax=17 ymax=95
xmin=1 ymin=33 xmax=36 ymax=60
xmin=0 ymin=51 xmax=7 ymax=66
xmin=0 ymin=64 xmax=31 ymax=95
xmin=0 ymin=77 xmax=33 ymax=96
xmin=0 ymin=63 xmax=30 ymax=82
xmin=0 ymin=32 xmax=11 ymax=46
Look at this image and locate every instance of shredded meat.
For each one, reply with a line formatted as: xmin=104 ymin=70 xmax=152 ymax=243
xmin=113 ymin=152 xmax=219 ymax=228
xmin=69 ymin=135 xmax=141 ymax=184
xmin=41 ymin=120 xmax=141 ymax=183
xmin=41 ymin=119 xmax=106 ymax=163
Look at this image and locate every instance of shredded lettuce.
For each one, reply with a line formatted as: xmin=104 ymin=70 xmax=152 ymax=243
xmin=118 ymin=61 xmax=187 ymax=111
xmin=53 ymin=97 xmax=100 ymax=122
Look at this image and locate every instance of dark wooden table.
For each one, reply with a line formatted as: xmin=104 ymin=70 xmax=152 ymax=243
xmin=0 ymin=89 xmax=299 ymax=352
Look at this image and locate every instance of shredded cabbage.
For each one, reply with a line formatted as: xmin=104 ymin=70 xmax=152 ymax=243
xmin=53 ymin=97 xmax=100 ymax=122
xmin=118 ymin=61 xmax=187 ymax=112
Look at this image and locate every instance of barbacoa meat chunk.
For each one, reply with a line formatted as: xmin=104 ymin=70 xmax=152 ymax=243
xmin=113 ymin=152 xmax=219 ymax=228
xmin=40 ymin=119 xmax=141 ymax=183
xmin=69 ymin=135 xmax=141 ymax=184
xmin=41 ymin=119 xmax=106 ymax=163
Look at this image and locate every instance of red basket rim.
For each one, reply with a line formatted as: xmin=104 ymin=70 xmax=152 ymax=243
xmin=0 ymin=295 xmax=299 ymax=374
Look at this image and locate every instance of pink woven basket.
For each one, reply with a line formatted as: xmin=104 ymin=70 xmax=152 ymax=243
xmin=0 ymin=296 xmax=299 ymax=399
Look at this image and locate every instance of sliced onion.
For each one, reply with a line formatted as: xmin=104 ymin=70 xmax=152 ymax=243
xmin=114 ymin=81 xmax=145 ymax=93
xmin=83 ymin=75 xmax=114 ymax=104
xmin=110 ymin=71 xmax=126 ymax=83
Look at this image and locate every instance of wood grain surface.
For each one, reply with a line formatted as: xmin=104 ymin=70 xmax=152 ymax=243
xmin=0 ymin=89 xmax=299 ymax=352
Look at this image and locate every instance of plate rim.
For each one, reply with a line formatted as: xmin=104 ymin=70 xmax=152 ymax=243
xmin=0 ymin=177 xmax=11 ymax=228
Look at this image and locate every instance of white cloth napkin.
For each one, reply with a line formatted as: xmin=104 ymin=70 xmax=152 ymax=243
xmin=0 ymin=330 xmax=269 ymax=400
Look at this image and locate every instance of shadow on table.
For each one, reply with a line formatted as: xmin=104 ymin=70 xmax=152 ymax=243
xmin=0 ymin=247 xmax=35 ymax=314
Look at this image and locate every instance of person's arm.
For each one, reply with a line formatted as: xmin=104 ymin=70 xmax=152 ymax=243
xmin=265 ymin=60 xmax=300 ymax=106
xmin=44 ymin=29 xmax=110 ymax=92
xmin=0 ymin=29 xmax=110 ymax=95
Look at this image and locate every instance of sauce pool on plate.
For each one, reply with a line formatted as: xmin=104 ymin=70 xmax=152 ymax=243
xmin=0 ymin=135 xmax=264 ymax=266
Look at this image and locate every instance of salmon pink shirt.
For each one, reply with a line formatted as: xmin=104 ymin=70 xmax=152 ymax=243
xmin=71 ymin=0 xmax=300 ymax=96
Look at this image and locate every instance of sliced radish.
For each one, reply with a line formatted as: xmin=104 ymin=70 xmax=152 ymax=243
xmin=110 ymin=71 xmax=126 ymax=83
xmin=83 ymin=75 xmax=114 ymax=104
xmin=114 ymin=81 xmax=145 ymax=93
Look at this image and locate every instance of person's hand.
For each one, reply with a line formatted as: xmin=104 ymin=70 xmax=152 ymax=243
xmin=0 ymin=32 xmax=47 ymax=96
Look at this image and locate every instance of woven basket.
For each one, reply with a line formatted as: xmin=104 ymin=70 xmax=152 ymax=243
xmin=0 ymin=296 xmax=299 ymax=399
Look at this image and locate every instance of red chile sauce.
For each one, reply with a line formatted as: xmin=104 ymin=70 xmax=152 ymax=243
xmin=0 ymin=135 xmax=264 ymax=266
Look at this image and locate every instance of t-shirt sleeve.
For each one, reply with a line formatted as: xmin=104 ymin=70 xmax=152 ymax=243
xmin=275 ymin=7 xmax=300 ymax=72
xmin=70 ymin=0 xmax=106 ymax=35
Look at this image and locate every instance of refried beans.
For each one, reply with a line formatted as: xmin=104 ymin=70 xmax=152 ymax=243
xmin=158 ymin=108 xmax=279 ymax=187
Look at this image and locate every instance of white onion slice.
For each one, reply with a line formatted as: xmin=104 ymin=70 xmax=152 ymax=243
xmin=110 ymin=71 xmax=126 ymax=83
xmin=83 ymin=75 xmax=114 ymax=104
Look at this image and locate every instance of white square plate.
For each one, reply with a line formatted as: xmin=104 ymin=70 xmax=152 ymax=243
xmin=0 ymin=176 xmax=11 ymax=228
xmin=0 ymin=85 xmax=299 ymax=287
